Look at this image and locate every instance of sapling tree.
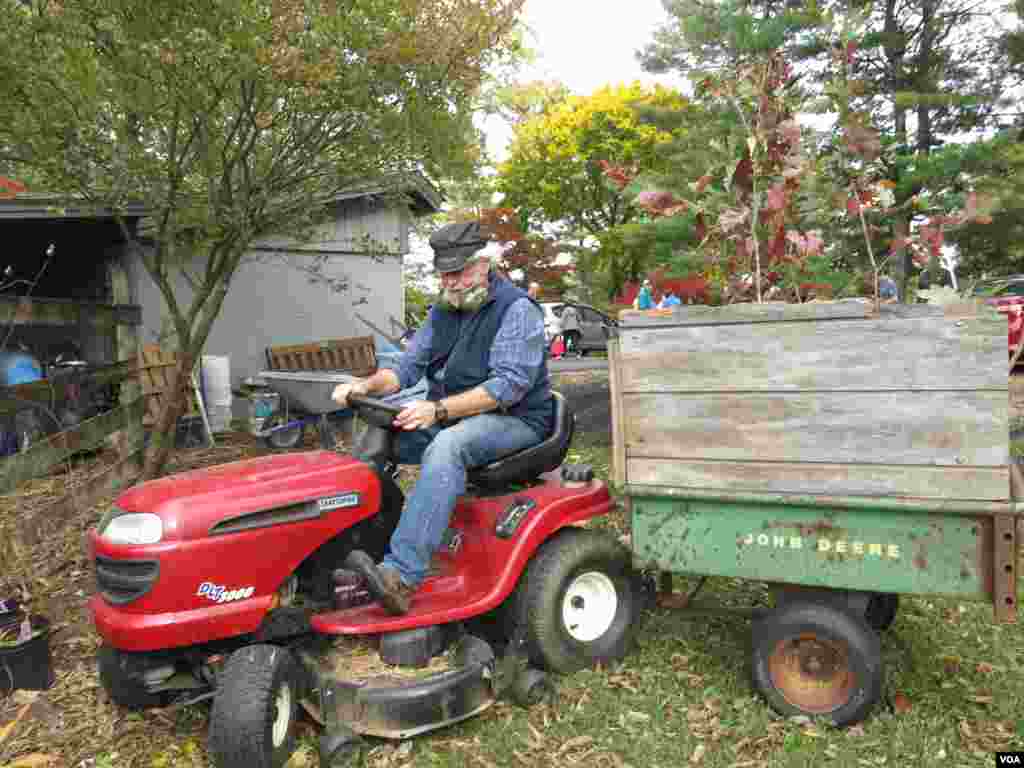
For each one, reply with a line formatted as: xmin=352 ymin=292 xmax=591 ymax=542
xmin=0 ymin=0 xmax=525 ymax=479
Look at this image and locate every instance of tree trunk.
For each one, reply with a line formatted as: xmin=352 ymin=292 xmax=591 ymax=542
xmin=916 ymin=0 xmax=937 ymax=155
xmin=139 ymin=354 xmax=193 ymax=481
xmin=137 ymin=248 xmax=238 ymax=481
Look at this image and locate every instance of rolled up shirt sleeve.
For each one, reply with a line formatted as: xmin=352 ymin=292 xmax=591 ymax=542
xmin=482 ymin=298 xmax=546 ymax=407
xmin=385 ymin=319 xmax=432 ymax=391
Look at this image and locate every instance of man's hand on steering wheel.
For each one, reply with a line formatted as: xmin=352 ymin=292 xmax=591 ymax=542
xmin=332 ymin=379 xmax=369 ymax=407
xmin=394 ymin=400 xmax=440 ymax=431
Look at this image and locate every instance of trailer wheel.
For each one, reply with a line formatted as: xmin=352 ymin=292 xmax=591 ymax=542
xmin=263 ymin=414 xmax=304 ymax=451
xmin=520 ymin=529 xmax=637 ymax=674
xmin=752 ymin=601 xmax=882 ymax=727
xmin=864 ymin=593 xmax=899 ymax=632
xmin=208 ymin=644 xmax=301 ymax=768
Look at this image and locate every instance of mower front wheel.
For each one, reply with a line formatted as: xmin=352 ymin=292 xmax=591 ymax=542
xmin=208 ymin=644 xmax=302 ymax=768
xmin=520 ymin=529 xmax=638 ymax=674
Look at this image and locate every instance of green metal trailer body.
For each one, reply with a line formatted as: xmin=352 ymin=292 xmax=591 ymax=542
xmin=630 ymin=494 xmax=1006 ymax=601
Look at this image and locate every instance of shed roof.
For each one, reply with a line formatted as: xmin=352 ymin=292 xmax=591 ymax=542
xmin=0 ymin=171 xmax=443 ymax=221
xmin=0 ymin=194 xmax=147 ymax=221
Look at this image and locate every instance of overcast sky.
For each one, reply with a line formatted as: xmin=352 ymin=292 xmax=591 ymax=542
xmin=483 ymin=0 xmax=688 ymax=160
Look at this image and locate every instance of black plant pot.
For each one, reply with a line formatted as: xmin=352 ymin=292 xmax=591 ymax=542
xmin=0 ymin=615 xmax=55 ymax=694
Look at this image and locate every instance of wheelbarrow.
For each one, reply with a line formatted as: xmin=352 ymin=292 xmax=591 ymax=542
xmin=257 ymin=370 xmax=427 ymax=450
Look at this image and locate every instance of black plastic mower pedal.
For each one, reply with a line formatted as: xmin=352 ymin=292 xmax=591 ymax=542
xmin=379 ymin=626 xmax=449 ymax=668
xmin=332 ymin=569 xmax=373 ymax=610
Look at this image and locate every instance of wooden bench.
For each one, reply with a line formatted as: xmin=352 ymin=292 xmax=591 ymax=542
xmin=264 ymin=336 xmax=378 ymax=376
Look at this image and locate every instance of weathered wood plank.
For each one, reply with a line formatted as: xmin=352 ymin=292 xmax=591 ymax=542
xmin=618 ymin=300 xmax=873 ymax=327
xmin=622 ymin=391 xmax=1007 ymax=467
xmin=0 ymin=295 xmax=141 ymax=328
xmin=0 ymin=398 xmax=146 ymax=494
xmin=618 ymin=314 xmax=1007 ymax=392
xmin=617 ymin=299 xmax=988 ymax=328
xmin=0 ymin=359 xmax=138 ymax=417
xmin=626 ymin=457 xmax=1009 ymax=501
xmin=608 ymin=339 xmax=627 ymax=488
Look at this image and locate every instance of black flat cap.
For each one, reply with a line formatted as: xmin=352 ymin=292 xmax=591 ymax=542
xmin=429 ymin=221 xmax=489 ymax=273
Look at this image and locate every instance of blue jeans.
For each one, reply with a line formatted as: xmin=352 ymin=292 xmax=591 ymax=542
xmin=382 ymin=413 xmax=543 ymax=587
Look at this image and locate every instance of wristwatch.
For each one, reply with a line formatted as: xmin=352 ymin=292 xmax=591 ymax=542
xmin=434 ymin=401 xmax=448 ymax=424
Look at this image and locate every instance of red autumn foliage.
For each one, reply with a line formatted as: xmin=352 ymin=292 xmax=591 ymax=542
xmin=475 ymin=207 xmax=573 ymax=295
xmin=614 ymin=268 xmax=710 ymax=306
xmin=0 ymin=177 xmax=27 ymax=199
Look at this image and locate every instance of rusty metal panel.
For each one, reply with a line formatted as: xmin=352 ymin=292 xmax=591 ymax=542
xmin=631 ymin=496 xmax=989 ymax=600
xmin=993 ymin=514 xmax=1018 ymax=622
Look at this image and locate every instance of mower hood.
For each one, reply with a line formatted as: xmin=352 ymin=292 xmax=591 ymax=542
xmin=113 ymin=450 xmax=378 ymax=541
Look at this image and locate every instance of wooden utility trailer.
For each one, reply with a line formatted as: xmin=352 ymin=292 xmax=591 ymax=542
xmin=608 ymin=300 xmax=1018 ymax=725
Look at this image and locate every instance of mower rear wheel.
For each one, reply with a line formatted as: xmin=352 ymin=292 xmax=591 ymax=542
xmin=520 ymin=529 xmax=637 ymax=674
xmin=263 ymin=414 xmax=304 ymax=451
xmin=208 ymin=644 xmax=302 ymax=768
xmin=97 ymin=646 xmax=178 ymax=710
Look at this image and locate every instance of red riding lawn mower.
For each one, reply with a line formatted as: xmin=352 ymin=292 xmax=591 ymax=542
xmin=88 ymin=393 xmax=642 ymax=767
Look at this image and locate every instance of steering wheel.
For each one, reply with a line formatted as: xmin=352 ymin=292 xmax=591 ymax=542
xmin=348 ymin=394 xmax=405 ymax=429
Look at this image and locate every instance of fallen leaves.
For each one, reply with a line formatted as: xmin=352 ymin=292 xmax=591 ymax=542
xmin=892 ymin=693 xmax=912 ymax=714
xmin=0 ymin=697 xmax=35 ymax=747
xmin=3 ymin=754 xmax=58 ymax=768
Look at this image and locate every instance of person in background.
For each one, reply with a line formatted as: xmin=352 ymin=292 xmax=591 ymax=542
xmin=559 ymin=303 xmax=582 ymax=358
xmin=879 ymin=273 xmax=899 ymax=303
xmin=636 ymin=279 xmax=655 ymax=310
xmin=658 ymin=289 xmax=681 ymax=309
xmin=331 ymin=221 xmax=553 ymax=615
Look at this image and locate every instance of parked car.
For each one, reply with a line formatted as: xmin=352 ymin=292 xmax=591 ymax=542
xmin=540 ymin=302 xmax=617 ymax=354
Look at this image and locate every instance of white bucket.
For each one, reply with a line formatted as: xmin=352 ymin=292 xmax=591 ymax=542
xmin=201 ymin=356 xmax=232 ymax=406
xmin=207 ymin=404 xmax=233 ymax=433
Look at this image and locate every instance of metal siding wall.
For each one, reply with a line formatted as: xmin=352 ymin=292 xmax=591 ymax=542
xmin=128 ymin=202 xmax=411 ymax=418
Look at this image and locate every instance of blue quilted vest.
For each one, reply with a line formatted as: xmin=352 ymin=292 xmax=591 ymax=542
xmin=426 ymin=275 xmax=554 ymax=438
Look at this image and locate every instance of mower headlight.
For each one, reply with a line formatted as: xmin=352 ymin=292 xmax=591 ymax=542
xmin=100 ymin=513 xmax=163 ymax=545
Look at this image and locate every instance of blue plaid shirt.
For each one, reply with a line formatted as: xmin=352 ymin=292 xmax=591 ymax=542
xmin=385 ymin=291 xmax=547 ymax=407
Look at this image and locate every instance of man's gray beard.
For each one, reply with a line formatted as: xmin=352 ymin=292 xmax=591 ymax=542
xmin=437 ymin=283 xmax=488 ymax=312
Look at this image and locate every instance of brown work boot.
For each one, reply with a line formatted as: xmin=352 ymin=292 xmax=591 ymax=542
xmin=343 ymin=550 xmax=415 ymax=615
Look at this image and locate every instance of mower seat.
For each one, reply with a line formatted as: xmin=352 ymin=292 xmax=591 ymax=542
xmin=467 ymin=392 xmax=574 ymax=492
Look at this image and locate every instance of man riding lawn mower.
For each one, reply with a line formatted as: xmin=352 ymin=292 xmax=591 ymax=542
xmin=89 ymin=221 xmax=640 ymax=768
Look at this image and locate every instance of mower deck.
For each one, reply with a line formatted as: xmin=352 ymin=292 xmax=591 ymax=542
xmin=299 ymin=632 xmax=508 ymax=754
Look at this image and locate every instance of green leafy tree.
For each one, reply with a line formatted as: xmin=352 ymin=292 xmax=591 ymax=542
xmin=496 ymin=82 xmax=690 ymax=238
xmin=0 ymin=0 xmax=524 ymax=478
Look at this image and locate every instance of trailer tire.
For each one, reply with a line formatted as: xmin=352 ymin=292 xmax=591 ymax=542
xmin=263 ymin=414 xmax=304 ymax=451
xmin=752 ymin=601 xmax=882 ymax=727
xmin=97 ymin=646 xmax=178 ymax=711
xmin=208 ymin=644 xmax=301 ymax=768
xmin=520 ymin=529 xmax=637 ymax=674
